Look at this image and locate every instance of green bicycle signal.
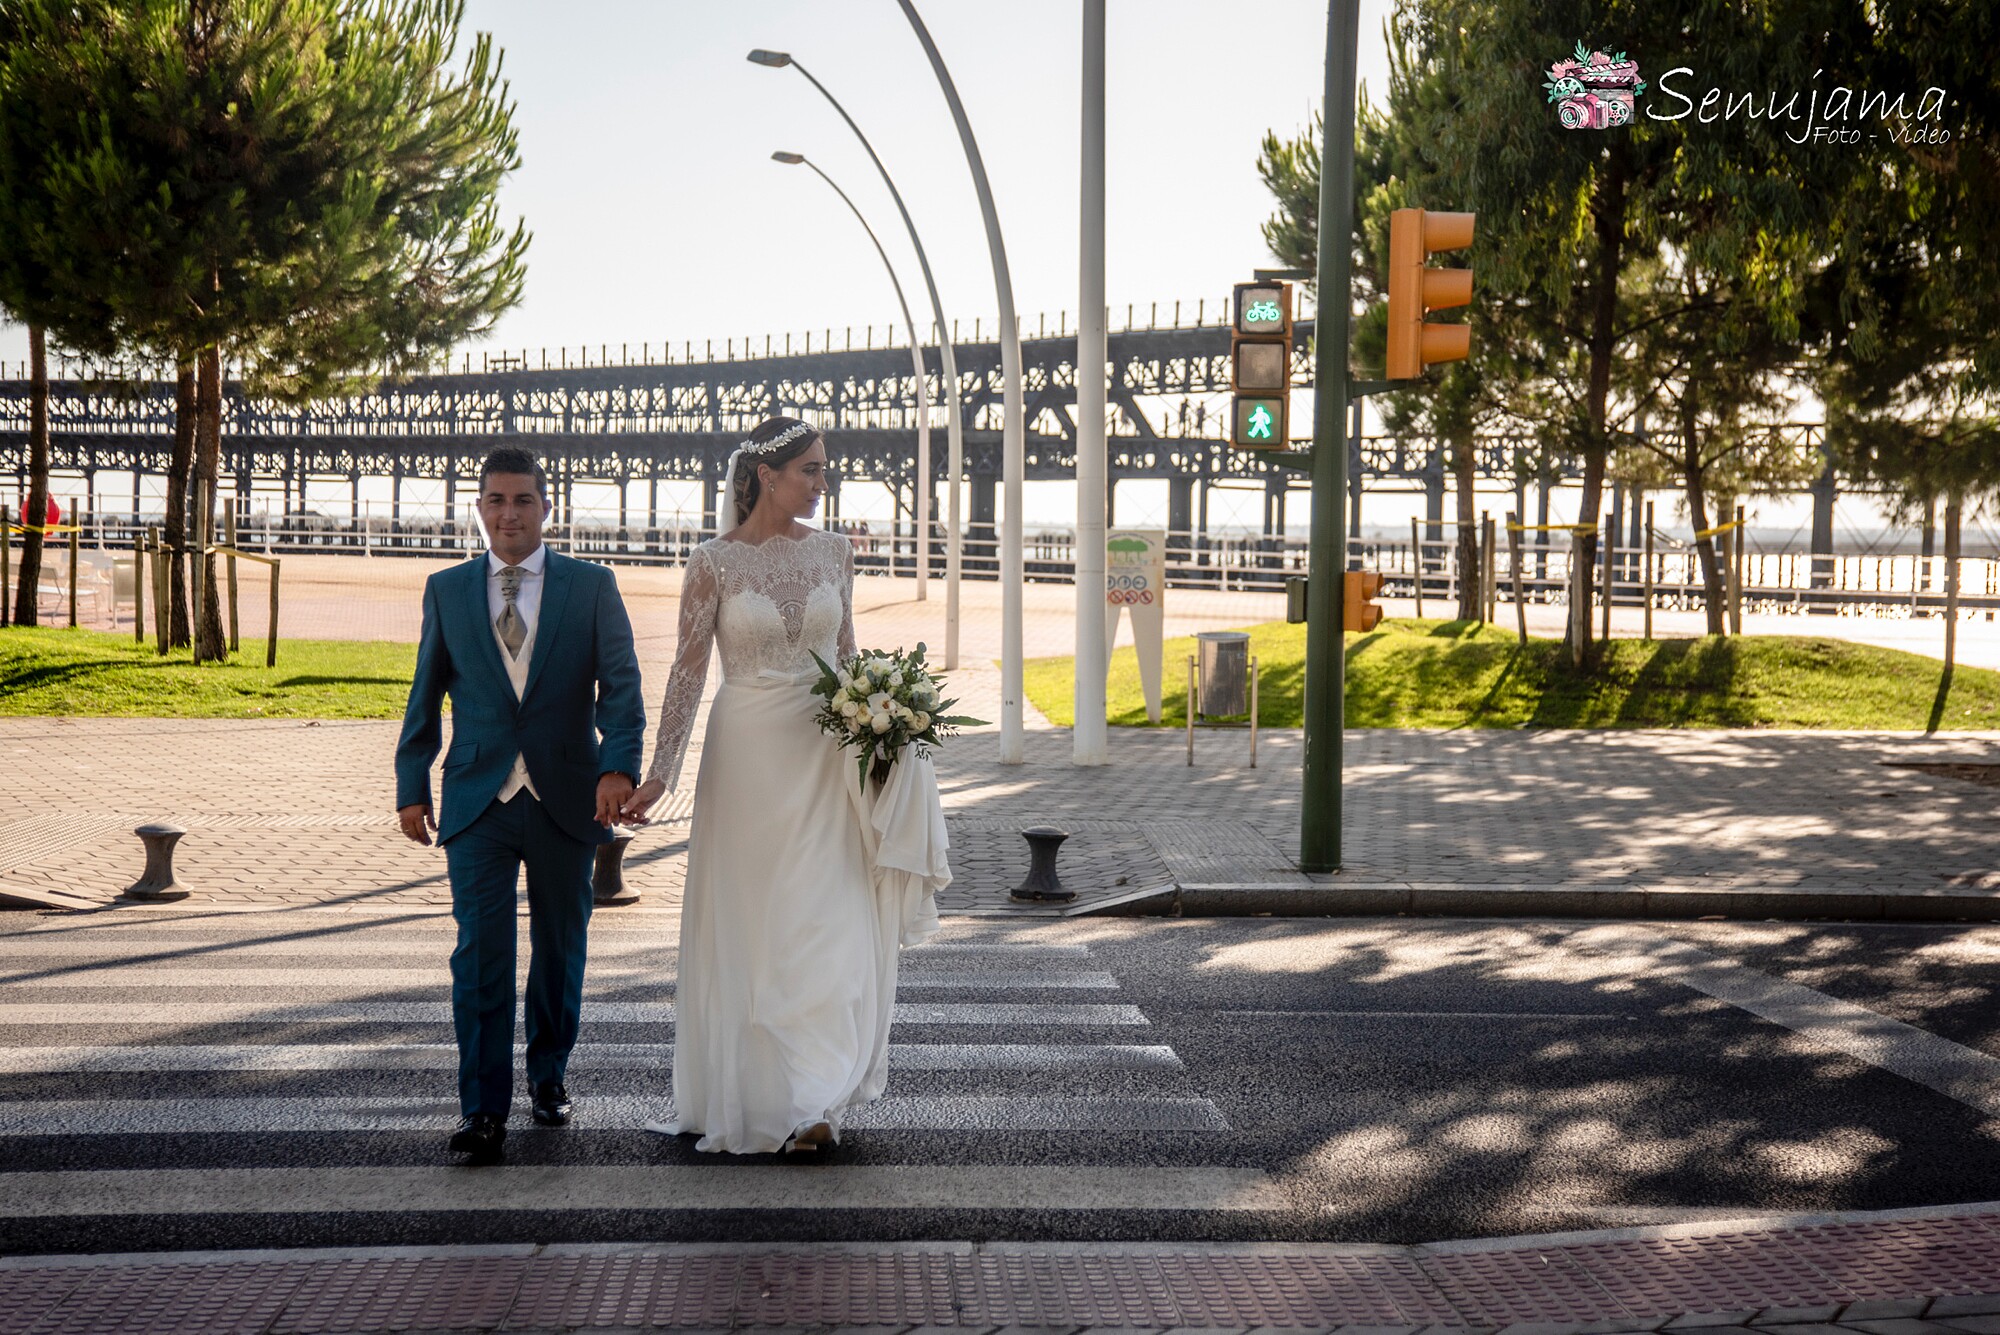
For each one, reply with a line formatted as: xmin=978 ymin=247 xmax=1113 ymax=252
xmin=1244 ymin=299 xmax=1281 ymax=324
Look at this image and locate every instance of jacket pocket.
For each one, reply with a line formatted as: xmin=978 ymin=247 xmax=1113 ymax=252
xmin=443 ymin=741 xmax=479 ymax=769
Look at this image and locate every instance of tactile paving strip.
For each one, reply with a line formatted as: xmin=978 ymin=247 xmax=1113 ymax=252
xmin=7 ymin=1218 xmax=2000 ymax=1331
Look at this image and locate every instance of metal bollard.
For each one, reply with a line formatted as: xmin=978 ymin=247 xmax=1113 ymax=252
xmin=124 ymin=823 xmax=192 ymax=901
xmin=1009 ymin=826 xmax=1076 ymax=902
xmin=592 ymin=829 xmax=639 ymax=905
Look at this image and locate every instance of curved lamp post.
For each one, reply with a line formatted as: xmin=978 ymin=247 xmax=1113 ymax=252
xmin=749 ymin=48 xmax=960 ymax=667
xmin=771 ymin=150 xmax=929 ymax=576
xmin=890 ymin=4 xmax=1027 ymax=760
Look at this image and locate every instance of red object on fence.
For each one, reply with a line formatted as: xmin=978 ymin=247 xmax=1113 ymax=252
xmin=44 ymin=497 xmax=59 ymax=528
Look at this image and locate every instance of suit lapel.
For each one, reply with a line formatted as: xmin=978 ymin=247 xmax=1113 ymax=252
xmin=521 ymin=550 xmax=574 ymax=705
xmin=460 ymin=556 xmax=514 ymax=702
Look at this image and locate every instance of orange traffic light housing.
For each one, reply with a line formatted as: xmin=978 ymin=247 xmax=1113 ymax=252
xmin=1386 ymin=208 xmax=1475 ymax=379
xmin=1343 ymin=570 xmax=1385 ymax=632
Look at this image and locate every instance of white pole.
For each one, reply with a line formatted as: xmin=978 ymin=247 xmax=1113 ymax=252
xmin=1073 ymin=0 xmax=1108 ymax=766
xmin=899 ymin=0 xmax=1025 ymax=761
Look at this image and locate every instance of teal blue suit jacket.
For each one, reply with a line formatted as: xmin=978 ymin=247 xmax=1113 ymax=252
xmin=395 ymin=549 xmax=647 ymax=847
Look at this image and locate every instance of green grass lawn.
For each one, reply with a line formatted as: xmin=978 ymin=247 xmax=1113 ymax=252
xmin=0 ymin=626 xmax=417 ymax=718
xmin=1025 ymin=618 xmax=2000 ymax=730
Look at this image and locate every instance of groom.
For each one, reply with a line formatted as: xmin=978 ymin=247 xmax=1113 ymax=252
xmin=395 ymin=446 xmax=645 ymax=1165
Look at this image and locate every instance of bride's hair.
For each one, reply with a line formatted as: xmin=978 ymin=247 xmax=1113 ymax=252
xmin=732 ymin=416 xmax=825 ymax=525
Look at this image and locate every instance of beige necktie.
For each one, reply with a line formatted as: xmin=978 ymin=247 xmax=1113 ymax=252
xmin=496 ymin=565 xmax=527 ymax=659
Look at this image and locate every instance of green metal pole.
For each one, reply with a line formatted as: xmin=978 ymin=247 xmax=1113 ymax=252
xmin=1301 ymin=0 xmax=1360 ymax=873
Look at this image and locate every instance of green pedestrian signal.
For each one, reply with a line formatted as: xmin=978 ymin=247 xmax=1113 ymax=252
xmin=1232 ymin=395 xmax=1287 ymax=448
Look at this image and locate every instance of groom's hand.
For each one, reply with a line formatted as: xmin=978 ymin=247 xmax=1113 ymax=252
xmin=596 ymin=772 xmax=636 ymax=828
xmin=397 ymin=803 xmax=436 ymax=846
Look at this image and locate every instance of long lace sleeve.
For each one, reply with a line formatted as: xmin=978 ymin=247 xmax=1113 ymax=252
xmin=644 ymin=545 xmax=719 ymax=792
xmin=837 ymin=534 xmax=857 ymax=659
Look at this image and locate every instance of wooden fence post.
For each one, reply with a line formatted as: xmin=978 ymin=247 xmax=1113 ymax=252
xmin=1507 ymin=512 xmax=1526 ymax=645
xmin=1600 ymin=515 xmax=1613 ymax=645
xmin=1730 ymin=503 xmax=1746 ymax=635
xmin=266 ymin=557 xmax=281 ymax=668
xmin=1482 ymin=511 xmax=1496 ymax=626
xmin=1643 ymin=500 xmax=1655 ymax=641
xmin=132 ymin=527 xmax=146 ymax=644
xmin=225 ymin=500 xmax=240 ymax=653
xmin=1410 ymin=517 xmax=1423 ymax=618
xmin=1569 ymin=532 xmax=1588 ymax=668
xmin=148 ymin=525 xmax=168 ymax=655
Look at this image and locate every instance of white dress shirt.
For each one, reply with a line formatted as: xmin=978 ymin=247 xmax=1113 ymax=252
xmin=486 ymin=544 xmax=547 ymax=802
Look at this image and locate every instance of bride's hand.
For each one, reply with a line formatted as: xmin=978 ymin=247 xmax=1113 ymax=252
xmin=619 ymin=777 xmax=666 ymax=825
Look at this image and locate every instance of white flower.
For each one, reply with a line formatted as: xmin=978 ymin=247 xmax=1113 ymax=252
xmin=913 ymin=711 xmax=930 ymax=730
xmin=867 ymin=691 xmax=894 ymax=715
xmin=870 ymin=713 xmax=891 ymax=734
xmin=839 ymin=699 xmax=859 ymax=718
xmin=836 ymin=671 xmax=852 ymax=691
xmin=847 ymin=714 xmax=866 ymax=734
xmin=886 ymin=670 xmax=903 ymax=688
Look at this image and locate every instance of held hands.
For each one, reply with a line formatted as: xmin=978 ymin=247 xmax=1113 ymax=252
xmin=596 ymin=773 xmax=637 ymax=828
xmin=397 ymin=803 xmax=437 ymax=846
xmin=618 ymin=777 xmax=666 ymax=826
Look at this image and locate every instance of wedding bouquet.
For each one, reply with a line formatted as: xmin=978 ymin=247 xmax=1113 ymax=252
xmin=807 ymin=643 xmax=985 ymax=789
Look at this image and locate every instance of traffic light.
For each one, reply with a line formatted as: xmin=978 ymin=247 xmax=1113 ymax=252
xmin=1230 ymin=280 xmax=1291 ymax=448
xmin=1343 ymin=570 xmax=1385 ymax=632
xmin=1385 ymin=208 xmax=1475 ymax=379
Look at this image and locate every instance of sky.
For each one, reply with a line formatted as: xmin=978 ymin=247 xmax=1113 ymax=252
xmin=0 ymin=1 xmax=1946 ymax=545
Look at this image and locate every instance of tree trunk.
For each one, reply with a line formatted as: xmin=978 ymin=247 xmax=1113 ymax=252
xmin=165 ymin=364 xmax=196 ymax=647
xmin=1453 ymin=431 xmax=1480 ymax=620
xmin=11 ymin=326 xmax=49 ymax=627
xmin=1566 ymin=145 xmax=1628 ymax=667
xmin=1927 ymin=492 xmax=1961 ymax=734
xmin=193 ymin=345 xmax=226 ymax=661
xmin=1679 ymin=385 xmax=1725 ymax=635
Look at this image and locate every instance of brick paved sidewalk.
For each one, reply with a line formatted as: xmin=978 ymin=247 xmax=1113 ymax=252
xmin=0 ymin=721 xmax=1995 ymax=919
xmin=4 ymin=1203 xmax=1999 ymax=1333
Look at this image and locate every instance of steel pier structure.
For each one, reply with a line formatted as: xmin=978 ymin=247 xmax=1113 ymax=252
xmin=1 ymin=312 xmax=1839 ymax=554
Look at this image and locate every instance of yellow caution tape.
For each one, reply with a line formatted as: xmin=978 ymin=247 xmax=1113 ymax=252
xmin=1693 ymin=518 xmax=1744 ymax=540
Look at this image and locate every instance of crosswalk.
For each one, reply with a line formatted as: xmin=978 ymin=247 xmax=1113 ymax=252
xmin=0 ymin=912 xmax=1265 ymax=1235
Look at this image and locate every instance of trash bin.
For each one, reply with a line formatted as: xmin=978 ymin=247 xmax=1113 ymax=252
xmin=1195 ymin=631 xmax=1250 ymax=717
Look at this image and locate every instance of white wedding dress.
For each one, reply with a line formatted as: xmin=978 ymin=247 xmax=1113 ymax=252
xmin=642 ymin=528 xmax=946 ymax=1153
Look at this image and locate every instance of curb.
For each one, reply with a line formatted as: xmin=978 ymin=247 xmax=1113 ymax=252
xmin=1106 ymin=882 xmax=2000 ymax=922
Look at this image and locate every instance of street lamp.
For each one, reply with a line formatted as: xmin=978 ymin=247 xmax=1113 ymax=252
xmin=748 ymin=46 xmax=963 ymax=669
xmin=771 ymin=150 xmax=929 ymax=583
xmin=889 ymin=3 xmax=1026 ymax=761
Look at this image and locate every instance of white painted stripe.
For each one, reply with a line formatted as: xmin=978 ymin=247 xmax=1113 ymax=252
xmin=1571 ymin=924 xmax=2000 ymax=1118
xmin=0 ymin=1095 xmax=1228 ymax=1135
xmin=0 ymin=1165 xmax=1283 ymax=1215
xmin=8 ymin=968 xmax=1117 ymax=990
xmin=0 ymin=1001 xmax=1150 ymax=1026
xmin=0 ymin=1042 xmax=1184 ymax=1074
xmin=0 ymin=941 xmax=1092 ymax=960
xmin=1213 ymin=1010 xmax=1629 ymax=1020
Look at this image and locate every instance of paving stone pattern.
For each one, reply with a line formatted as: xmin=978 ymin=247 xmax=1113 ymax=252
xmin=2 ymin=1238 xmax=1999 ymax=1332
xmin=0 ymin=720 xmax=1995 ymax=914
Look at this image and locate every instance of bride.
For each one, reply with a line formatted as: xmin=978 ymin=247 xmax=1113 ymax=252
xmin=620 ymin=415 xmax=946 ymax=1155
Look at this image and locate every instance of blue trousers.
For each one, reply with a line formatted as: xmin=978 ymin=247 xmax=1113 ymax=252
xmin=444 ymin=790 xmax=595 ymax=1119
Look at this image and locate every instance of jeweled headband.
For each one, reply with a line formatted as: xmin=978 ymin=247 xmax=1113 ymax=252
xmin=738 ymin=421 xmax=817 ymax=455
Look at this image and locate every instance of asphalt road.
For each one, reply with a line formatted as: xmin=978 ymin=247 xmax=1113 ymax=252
xmin=3 ymin=909 xmax=1997 ymax=1256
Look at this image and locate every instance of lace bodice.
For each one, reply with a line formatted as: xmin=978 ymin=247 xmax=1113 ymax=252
xmin=644 ymin=529 xmax=857 ymax=790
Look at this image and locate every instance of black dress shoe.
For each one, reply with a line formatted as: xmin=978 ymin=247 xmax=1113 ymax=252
xmin=448 ymin=1113 xmax=506 ymax=1164
xmin=531 ymin=1080 xmax=572 ymax=1126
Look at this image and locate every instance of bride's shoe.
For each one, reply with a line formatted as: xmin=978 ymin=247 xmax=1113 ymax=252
xmin=782 ymin=1119 xmax=835 ymax=1154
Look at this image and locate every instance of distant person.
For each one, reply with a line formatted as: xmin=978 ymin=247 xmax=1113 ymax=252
xmin=394 ymin=445 xmax=647 ymax=1166
xmin=619 ymin=415 xmax=947 ymax=1155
